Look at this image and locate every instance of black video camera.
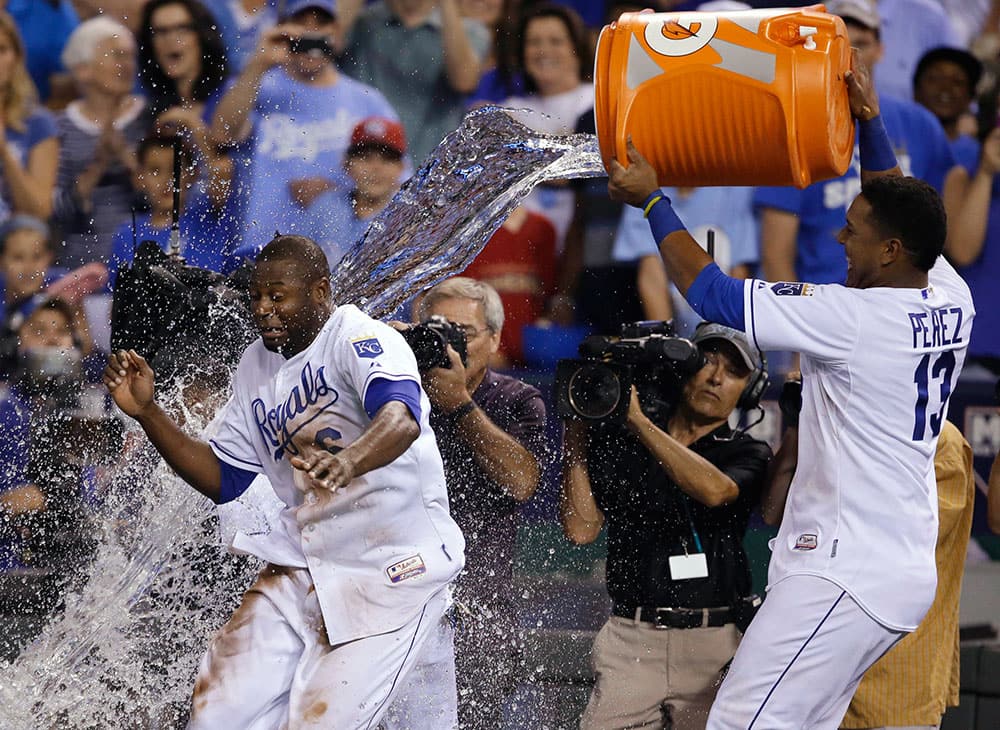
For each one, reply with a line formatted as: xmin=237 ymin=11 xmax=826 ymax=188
xmin=110 ymin=241 xmax=256 ymax=380
xmin=554 ymin=321 xmax=704 ymax=424
xmin=401 ymin=315 xmax=469 ymax=372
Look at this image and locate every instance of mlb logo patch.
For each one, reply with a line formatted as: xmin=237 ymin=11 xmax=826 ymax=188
xmin=794 ymin=533 xmax=818 ymax=551
xmin=352 ymin=337 xmax=383 ymax=359
xmin=387 ymin=554 xmax=427 ymax=584
xmin=771 ymin=282 xmax=815 ymax=297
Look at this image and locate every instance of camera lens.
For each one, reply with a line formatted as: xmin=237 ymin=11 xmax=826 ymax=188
xmin=567 ymin=363 xmax=622 ymax=420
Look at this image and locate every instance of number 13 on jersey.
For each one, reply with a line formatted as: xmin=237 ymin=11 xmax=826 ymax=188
xmin=912 ymin=350 xmax=956 ymax=441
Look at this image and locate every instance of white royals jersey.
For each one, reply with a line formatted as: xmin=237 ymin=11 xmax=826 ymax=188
xmin=744 ymin=257 xmax=974 ymax=631
xmin=210 ymin=304 xmax=465 ymax=644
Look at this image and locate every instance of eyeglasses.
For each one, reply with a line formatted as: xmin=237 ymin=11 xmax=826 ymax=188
xmin=151 ymin=22 xmax=197 ymax=37
xmin=454 ymin=323 xmax=492 ymax=340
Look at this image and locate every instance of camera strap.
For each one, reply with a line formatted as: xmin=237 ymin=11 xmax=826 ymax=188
xmin=679 ymin=495 xmax=703 ymax=554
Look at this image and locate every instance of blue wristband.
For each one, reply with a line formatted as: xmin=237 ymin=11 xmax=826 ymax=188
xmin=858 ymin=115 xmax=897 ymax=172
xmin=645 ymin=192 xmax=686 ymax=244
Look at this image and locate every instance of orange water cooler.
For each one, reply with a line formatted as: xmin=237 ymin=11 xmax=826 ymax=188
xmin=594 ymin=5 xmax=854 ymax=188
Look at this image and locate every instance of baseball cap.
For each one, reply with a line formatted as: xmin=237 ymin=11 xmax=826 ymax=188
xmin=692 ymin=322 xmax=762 ymax=373
xmin=696 ymin=1 xmax=751 ymax=10
xmin=914 ymin=46 xmax=983 ymax=91
xmin=826 ymin=0 xmax=880 ymax=31
xmin=0 ymin=213 xmax=49 ymax=242
xmin=348 ymin=117 xmax=407 ymax=157
xmin=281 ymin=0 xmax=337 ymax=20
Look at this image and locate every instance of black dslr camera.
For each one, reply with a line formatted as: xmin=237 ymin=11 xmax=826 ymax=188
xmin=401 ymin=315 xmax=469 ymax=372
xmin=554 ymin=321 xmax=704 ymax=424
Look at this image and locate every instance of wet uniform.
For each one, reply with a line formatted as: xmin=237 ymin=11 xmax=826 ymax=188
xmin=708 ymin=257 xmax=975 ymax=728
xmin=192 ymin=304 xmax=465 ymax=729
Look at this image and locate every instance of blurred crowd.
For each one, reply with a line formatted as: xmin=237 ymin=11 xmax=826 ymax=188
xmin=0 ymin=0 xmax=998 ymax=568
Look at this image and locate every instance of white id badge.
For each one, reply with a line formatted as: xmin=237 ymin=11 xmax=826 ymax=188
xmin=668 ymin=553 xmax=708 ymax=580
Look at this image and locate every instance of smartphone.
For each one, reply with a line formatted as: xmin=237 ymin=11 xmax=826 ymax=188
xmin=287 ymin=34 xmax=333 ymax=58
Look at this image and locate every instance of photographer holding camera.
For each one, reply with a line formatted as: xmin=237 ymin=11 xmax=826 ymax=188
xmin=396 ymin=276 xmax=547 ymax=728
xmin=560 ymin=322 xmax=771 ymax=730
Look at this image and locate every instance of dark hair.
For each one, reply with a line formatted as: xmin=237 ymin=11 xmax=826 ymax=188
xmin=861 ymin=176 xmax=946 ymax=272
xmin=0 ymin=214 xmax=51 ymax=254
xmin=138 ymin=0 xmax=229 ymax=117
xmin=21 ymin=297 xmax=75 ymax=331
xmin=256 ymin=234 xmax=330 ymax=283
xmin=912 ymin=46 xmax=982 ymax=96
xmin=493 ymin=0 xmax=526 ymax=93
xmin=136 ymin=131 xmax=198 ymax=169
xmin=518 ymin=2 xmax=592 ymax=94
xmin=842 ymin=17 xmax=881 ymax=43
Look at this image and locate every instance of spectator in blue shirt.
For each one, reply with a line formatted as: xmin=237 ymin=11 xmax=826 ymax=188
xmin=0 ymin=215 xmax=107 ymax=378
xmin=137 ymin=0 xmax=233 ymax=210
xmin=303 ymin=116 xmax=408 ymax=268
xmin=209 ymin=0 xmax=279 ymax=73
xmin=912 ymin=47 xmax=983 ymax=172
xmin=0 ymin=12 xmax=59 ymax=224
xmin=0 ymin=297 xmax=105 ymax=572
xmin=5 ymin=0 xmax=79 ymax=106
xmin=0 ymin=216 xmax=64 ymax=326
xmin=213 ymin=0 xmax=401 ymax=258
xmin=940 ymin=122 xmax=1000 ymax=371
xmin=108 ymin=132 xmax=237 ymax=286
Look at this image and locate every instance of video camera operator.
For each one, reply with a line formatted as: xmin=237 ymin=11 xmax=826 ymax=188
xmin=394 ymin=277 xmax=548 ymax=729
xmin=560 ymin=322 xmax=772 ymax=730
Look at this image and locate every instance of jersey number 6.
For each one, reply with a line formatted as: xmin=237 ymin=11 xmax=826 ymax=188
xmin=912 ymin=350 xmax=956 ymax=441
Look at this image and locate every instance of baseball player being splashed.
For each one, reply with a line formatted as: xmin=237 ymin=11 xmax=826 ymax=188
xmin=608 ymin=51 xmax=975 ymax=728
xmin=104 ymin=235 xmax=464 ymax=729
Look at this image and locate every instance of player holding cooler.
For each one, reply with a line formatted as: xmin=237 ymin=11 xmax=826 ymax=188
xmin=607 ymin=53 xmax=975 ymax=729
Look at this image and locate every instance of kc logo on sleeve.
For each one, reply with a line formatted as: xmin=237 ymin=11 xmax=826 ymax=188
xmin=352 ymin=336 xmax=384 ymax=359
xmin=771 ymin=282 xmax=815 ymax=297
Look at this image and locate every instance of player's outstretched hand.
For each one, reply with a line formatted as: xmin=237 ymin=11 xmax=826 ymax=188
xmin=608 ymin=137 xmax=660 ymax=208
xmin=103 ymin=349 xmax=155 ymax=419
xmin=291 ymin=449 xmax=356 ymax=493
xmin=845 ymin=47 xmax=879 ymax=122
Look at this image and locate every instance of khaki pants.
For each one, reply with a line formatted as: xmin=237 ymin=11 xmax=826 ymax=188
xmin=580 ymin=616 xmax=741 ymax=730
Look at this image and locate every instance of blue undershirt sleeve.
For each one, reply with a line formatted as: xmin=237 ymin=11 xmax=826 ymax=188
xmin=217 ymin=457 xmax=258 ymax=504
xmin=858 ymin=114 xmax=898 ymax=172
xmin=364 ymin=377 xmax=422 ymax=424
xmin=686 ymin=263 xmax=746 ymax=331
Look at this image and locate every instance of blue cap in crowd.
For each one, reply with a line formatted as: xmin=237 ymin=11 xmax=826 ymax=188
xmin=281 ymin=0 xmax=337 ymax=20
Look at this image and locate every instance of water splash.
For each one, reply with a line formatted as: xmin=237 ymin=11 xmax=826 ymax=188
xmin=333 ymin=106 xmax=604 ymax=316
xmin=0 ymin=106 xmax=602 ymax=728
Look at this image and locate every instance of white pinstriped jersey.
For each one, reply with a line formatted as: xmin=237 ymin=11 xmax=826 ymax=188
xmin=743 ymin=256 xmax=974 ymax=631
xmin=210 ymin=304 xmax=465 ymax=644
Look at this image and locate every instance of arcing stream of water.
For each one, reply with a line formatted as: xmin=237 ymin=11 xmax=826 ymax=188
xmin=0 ymin=107 xmax=603 ymax=729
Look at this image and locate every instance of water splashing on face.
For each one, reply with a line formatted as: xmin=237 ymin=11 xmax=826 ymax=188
xmin=0 ymin=107 xmax=602 ymax=728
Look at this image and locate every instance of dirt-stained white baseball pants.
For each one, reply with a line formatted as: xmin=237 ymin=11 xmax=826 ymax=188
xmin=187 ymin=564 xmax=456 ymax=730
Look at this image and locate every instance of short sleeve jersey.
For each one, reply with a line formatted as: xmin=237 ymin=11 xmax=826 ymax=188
xmin=743 ymin=257 xmax=975 ymax=630
xmin=209 ymin=305 xmax=465 ymax=643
